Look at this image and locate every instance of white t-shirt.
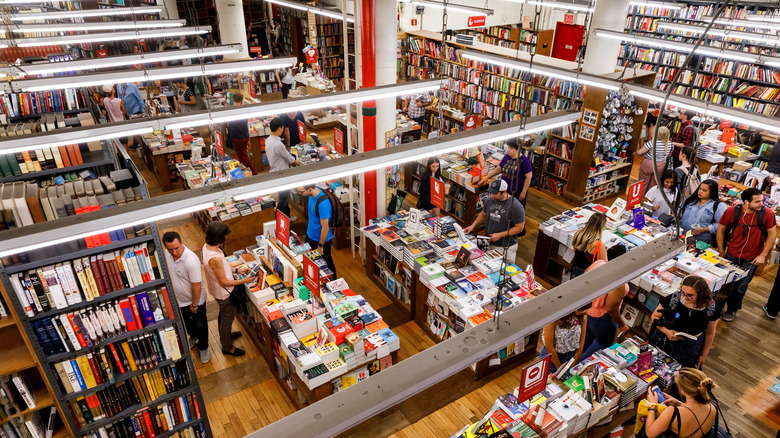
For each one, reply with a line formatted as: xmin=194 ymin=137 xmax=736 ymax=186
xmin=164 ymin=246 xmax=206 ymax=306
xmin=645 ymin=186 xmax=676 ymax=217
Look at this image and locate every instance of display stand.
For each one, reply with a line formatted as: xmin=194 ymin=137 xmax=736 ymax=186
xmin=139 ymin=137 xmax=193 ymax=192
xmin=364 ymin=239 xmax=418 ymax=319
xmin=403 ymin=162 xmax=486 ymax=227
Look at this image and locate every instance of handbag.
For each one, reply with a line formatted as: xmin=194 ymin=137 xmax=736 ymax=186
xmin=710 ymin=396 xmax=733 ymax=438
xmin=230 ymin=283 xmax=248 ymax=314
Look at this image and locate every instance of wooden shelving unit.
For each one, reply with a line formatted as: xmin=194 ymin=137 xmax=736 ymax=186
xmin=403 ymin=160 xmax=486 ymax=227
xmin=365 ymin=239 xmax=418 ymax=318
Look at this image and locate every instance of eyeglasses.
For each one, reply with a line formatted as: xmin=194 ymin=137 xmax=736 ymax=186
xmin=680 ymin=291 xmax=697 ymax=301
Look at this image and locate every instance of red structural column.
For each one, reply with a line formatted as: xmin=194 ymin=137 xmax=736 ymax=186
xmin=361 ymin=0 xmax=377 ymax=221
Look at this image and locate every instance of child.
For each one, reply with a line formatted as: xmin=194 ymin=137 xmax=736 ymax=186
xmin=644 ymin=169 xmax=677 ymax=217
xmin=541 ymin=306 xmax=589 ymax=372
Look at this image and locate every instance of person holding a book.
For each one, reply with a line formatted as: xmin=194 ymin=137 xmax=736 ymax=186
xmin=202 ymin=221 xmax=255 ymax=357
xmin=540 ymin=307 xmax=589 ymax=373
xmin=267 ymin=117 xmax=299 ymax=218
xmin=297 ymin=184 xmax=337 ymax=277
xmin=162 ymin=231 xmax=210 ymax=364
xmin=649 ymin=275 xmax=720 ymax=368
xmin=643 ymin=169 xmax=677 ymax=218
xmin=678 ymin=179 xmax=725 ymax=244
xmin=478 ymin=140 xmax=533 ymax=205
xmin=463 ymin=179 xmax=525 ymax=265
xmin=570 ymin=212 xmax=608 ymax=278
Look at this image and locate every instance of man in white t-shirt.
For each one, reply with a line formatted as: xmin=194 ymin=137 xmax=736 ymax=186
xmin=163 ymin=231 xmax=210 ymax=364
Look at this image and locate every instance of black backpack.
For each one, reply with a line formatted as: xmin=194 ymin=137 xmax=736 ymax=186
xmin=313 ymin=188 xmax=346 ymax=228
xmin=723 ymin=204 xmax=767 ymax=246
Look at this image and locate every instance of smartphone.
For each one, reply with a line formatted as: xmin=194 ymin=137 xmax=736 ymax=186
xmin=652 ymin=386 xmax=666 ymax=403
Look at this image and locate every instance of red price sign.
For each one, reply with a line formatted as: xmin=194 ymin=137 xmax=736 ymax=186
xmin=627 ymin=180 xmax=644 ymax=209
xmin=431 ymin=177 xmax=445 ymax=210
xmin=464 ymin=115 xmax=478 ymax=131
xmin=250 ymin=46 xmax=263 ymax=53
xmin=305 ymin=47 xmax=318 ymax=64
xmin=215 ymin=131 xmax=224 ymax=156
xmin=249 ymin=78 xmax=256 ymax=98
xmin=517 ymin=355 xmax=551 ymax=403
xmin=303 ymin=253 xmax=320 ymax=294
xmin=467 ymin=16 xmax=486 ymax=27
xmin=564 ymin=13 xmax=575 ymax=24
xmin=276 ymin=210 xmax=290 ymax=247
xmin=297 ymin=120 xmax=306 ymax=143
xmin=334 ymin=128 xmax=344 ymax=154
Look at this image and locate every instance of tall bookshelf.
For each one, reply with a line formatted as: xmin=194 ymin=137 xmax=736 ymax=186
xmin=456 ymin=25 xmax=539 ymax=52
xmin=314 ymin=16 xmax=353 ymax=80
xmin=0 ymin=142 xmax=211 ymax=438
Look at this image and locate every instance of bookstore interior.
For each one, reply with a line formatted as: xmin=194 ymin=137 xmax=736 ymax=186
xmin=0 ymin=0 xmax=780 ymax=437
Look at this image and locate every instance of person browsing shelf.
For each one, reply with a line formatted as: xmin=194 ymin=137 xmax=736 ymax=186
xmin=635 ymin=124 xmax=672 ymax=196
xmin=267 ymin=117 xmax=300 ymax=218
xmin=117 ymin=82 xmax=145 ymax=118
xmin=463 ymin=180 xmax=525 ymax=265
xmin=644 ymin=368 xmax=717 ymax=438
xmin=570 ymin=212 xmax=608 ymax=278
xmin=283 ymin=111 xmax=306 ymax=147
xmin=675 ymin=146 xmax=702 ymax=201
xmin=276 ymin=65 xmax=294 ymax=99
xmin=540 ymin=307 xmax=589 ymax=373
xmin=416 ymin=157 xmax=441 ymax=216
xmin=174 ymin=78 xmax=197 ymax=113
xmin=643 ymin=169 xmax=677 ymax=218
xmin=227 ymin=93 xmax=255 ymax=175
xmin=162 ymin=232 xmax=210 ymax=364
xmin=762 ymin=243 xmax=780 ymax=320
xmin=297 ymin=185 xmax=337 ymax=277
xmin=101 ymin=84 xmax=126 ymax=123
xmin=679 ymin=179 xmax=726 ymax=243
xmin=402 ymin=92 xmax=433 ymax=126
xmin=202 ymin=221 xmax=254 ymax=357
xmin=671 ymin=109 xmax=697 ymax=168
xmin=478 ymin=140 xmax=533 ymax=204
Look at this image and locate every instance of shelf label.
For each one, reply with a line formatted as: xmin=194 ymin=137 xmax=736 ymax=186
xmin=276 ymin=209 xmax=291 ymax=248
xmin=303 ymin=252 xmax=320 ymax=294
xmin=464 ymin=115 xmax=478 ymax=131
xmin=627 ymin=180 xmax=644 ymax=209
xmin=334 ymin=128 xmax=344 ymax=154
xmin=431 ymin=177 xmax=445 ymax=210
xmin=467 ymin=16 xmax=486 ymax=27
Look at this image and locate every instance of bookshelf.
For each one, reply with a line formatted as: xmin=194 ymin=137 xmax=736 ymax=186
xmin=0 ymin=142 xmax=212 ymax=438
xmin=456 ymin=25 xmax=540 ymax=52
xmin=314 ymin=16 xmax=353 ymax=81
xmin=365 ymin=239 xmax=418 ymax=318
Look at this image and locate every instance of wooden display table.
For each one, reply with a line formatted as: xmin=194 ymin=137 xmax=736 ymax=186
xmin=139 ymin=138 xmax=192 ymax=192
xmin=192 ymin=208 xmax=276 ymax=254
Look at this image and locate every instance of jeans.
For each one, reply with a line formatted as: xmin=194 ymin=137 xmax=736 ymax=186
xmin=725 ymin=254 xmax=759 ymax=311
xmin=412 ymin=115 xmax=426 ymax=126
xmin=232 ymin=138 xmax=255 ymax=174
xmin=277 ymin=190 xmax=291 ymax=217
xmin=281 ymin=82 xmax=292 ymax=99
xmin=766 ymin=270 xmax=780 ymax=317
xmin=540 ymin=346 xmax=575 ymax=373
xmin=306 ymin=237 xmax=337 ymax=278
xmin=216 ymin=297 xmax=236 ymax=351
xmin=179 ymin=304 xmax=209 ymax=351
xmin=581 ymin=313 xmax=618 ymax=359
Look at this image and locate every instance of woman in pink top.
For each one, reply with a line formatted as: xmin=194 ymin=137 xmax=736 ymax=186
xmin=202 ymin=221 xmax=254 ymax=356
xmin=581 ymin=244 xmax=631 ymax=359
xmin=101 ymin=84 xmax=126 ymax=122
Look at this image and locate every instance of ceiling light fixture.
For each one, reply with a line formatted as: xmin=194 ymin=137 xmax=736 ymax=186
xmin=657 ymin=21 xmax=780 ymax=45
xmin=8 ymin=20 xmax=186 ymax=32
xmin=265 ymin=0 xmax=355 ymax=22
xmin=8 ymin=6 xmax=163 ymax=20
xmin=700 ymin=16 xmax=780 ymax=31
xmin=506 ymin=0 xmax=594 ymax=13
xmin=629 ymin=1 xmax=683 ymax=10
xmin=399 ymin=0 xmax=493 ymax=15
xmin=0 ymin=26 xmax=210 ymax=48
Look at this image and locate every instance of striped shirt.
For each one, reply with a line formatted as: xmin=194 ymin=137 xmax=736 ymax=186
xmin=644 ymin=140 xmax=672 ymax=162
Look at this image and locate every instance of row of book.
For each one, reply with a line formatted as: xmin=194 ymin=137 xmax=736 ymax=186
xmin=625 ymin=16 xmax=660 ymax=32
xmin=0 ymin=372 xmax=36 ymax=419
xmin=0 ymin=143 xmax=88 ymax=178
xmin=547 ymin=138 xmax=573 ymax=160
xmin=0 ymin=88 xmax=89 ymax=120
xmin=10 ymin=242 xmax=161 ymax=315
xmin=540 ymin=174 xmax=566 ymax=197
xmin=316 ymin=35 xmax=343 ymax=47
xmin=733 ymin=63 xmax=780 ymax=84
xmin=544 ymin=156 xmax=570 ymax=180
xmin=53 ymin=331 xmax=184 ymax=395
xmin=0 ymin=407 xmax=57 ymax=438
xmin=733 ymin=82 xmax=780 ymax=102
xmin=30 ymin=287 xmax=173 ymax=357
xmin=627 ymin=3 xmax=680 ymax=15
xmin=82 ymin=412 xmax=204 ymax=438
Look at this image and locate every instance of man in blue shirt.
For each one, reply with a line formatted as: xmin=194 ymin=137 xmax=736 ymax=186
xmin=117 ymin=82 xmax=145 ymax=117
xmin=297 ymin=184 xmax=337 ymax=277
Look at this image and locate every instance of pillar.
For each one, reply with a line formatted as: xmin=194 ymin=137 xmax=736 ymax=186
xmin=160 ymin=0 xmax=179 ymax=20
xmin=374 ymin=0 xmax=397 ymax=219
xmin=215 ymin=0 xmax=249 ymax=59
xmin=581 ymin=0 xmax=630 ymax=75
xmin=360 ymin=0 xmax=378 ymax=221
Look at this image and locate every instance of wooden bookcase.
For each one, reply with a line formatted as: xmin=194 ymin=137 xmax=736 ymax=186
xmin=314 ymin=16 xmax=353 ymax=81
xmin=364 ymin=239 xmax=418 ymax=319
xmin=456 ymin=25 xmax=539 ymax=52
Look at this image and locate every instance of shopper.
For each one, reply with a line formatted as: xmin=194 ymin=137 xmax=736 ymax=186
xmin=463 ymin=180 xmax=525 ymax=265
xmin=635 ymin=126 xmax=672 ymax=196
xmin=227 ymin=94 xmax=255 ymax=174
xmin=643 ymin=169 xmax=677 ymax=217
xmin=297 ymin=185 xmax=337 ymax=277
xmin=266 ymin=117 xmax=299 ymax=217
xmin=402 ymin=93 xmax=431 ymax=126
xmin=570 ymin=212 xmax=608 ymax=278
xmin=679 ymin=179 xmax=726 ymax=243
xmin=766 ymin=139 xmax=780 ymax=175
xmin=416 ymin=157 xmax=441 ymax=216
xmin=272 ymin=18 xmax=283 ymax=54
xmin=763 ymin=249 xmax=780 ymax=320
xmin=581 ymin=245 xmax=630 ymax=359
xmin=101 ymin=84 xmax=126 ymax=122
xmin=117 ymin=82 xmax=145 ymax=118
xmin=276 ymin=66 xmax=294 ymax=99
xmin=284 ymin=111 xmax=307 ymax=147
xmin=674 ymin=146 xmax=702 ymax=200
xmin=202 ymin=221 xmax=254 ymax=357
xmin=650 ymin=275 xmax=720 ymax=368
xmin=162 ymin=232 xmax=210 ymax=364
xmin=644 ymin=368 xmax=717 ymax=438
xmin=174 ymin=79 xmax=197 ymax=113
xmin=717 ymin=187 xmax=777 ymax=322
xmin=478 ymin=140 xmax=533 ymax=204
xmin=540 ymin=307 xmax=588 ymax=373
xmin=671 ymin=109 xmax=697 ymax=168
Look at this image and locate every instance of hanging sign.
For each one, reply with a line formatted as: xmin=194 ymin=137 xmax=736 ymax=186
xmin=305 ymin=47 xmax=318 ymax=64
xmin=467 ymin=16 xmax=486 ymax=27
xmin=215 ymin=131 xmax=224 ymax=156
xmin=276 ymin=210 xmax=291 ymax=247
xmin=464 ymin=115 xmax=478 ymax=131
xmin=564 ymin=13 xmax=575 ymax=24
xmin=334 ymin=128 xmax=344 ymax=154
xmin=627 ymin=180 xmax=644 ymax=209
xmin=303 ymin=253 xmax=320 ymax=293
xmin=431 ymin=177 xmax=445 ymax=210
xmin=249 ymin=78 xmax=256 ymax=98
xmin=97 ymin=49 xmax=108 ymax=58
xmin=517 ymin=355 xmax=551 ymax=403
xmin=297 ymin=120 xmax=306 ymax=143
xmin=250 ymin=46 xmax=263 ymax=54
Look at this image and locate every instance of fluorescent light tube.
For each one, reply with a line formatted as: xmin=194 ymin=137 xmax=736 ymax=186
xmin=657 ymin=21 xmax=780 ymax=46
xmin=629 ymin=1 xmax=683 ymax=10
xmin=0 ymin=201 xmax=215 ymax=258
xmin=0 ymin=26 xmax=210 ymax=48
xmin=403 ymin=0 xmax=493 ymax=15
xmin=701 ymin=16 xmax=780 ymax=31
xmin=9 ymin=6 xmax=163 ymax=20
xmin=0 ymin=126 xmax=154 ymax=155
xmin=9 ymin=20 xmax=186 ymax=32
xmin=266 ymin=0 xmax=355 ymax=22
xmin=2 ymin=44 xmax=242 ymax=77
xmin=9 ymin=57 xmax=296 ymax=92
xmin=506 ymin=0 xmax=594 ymax=13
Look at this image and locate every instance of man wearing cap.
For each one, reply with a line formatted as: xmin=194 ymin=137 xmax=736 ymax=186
xmin=463 ymin=179 xmax=526 ymax=264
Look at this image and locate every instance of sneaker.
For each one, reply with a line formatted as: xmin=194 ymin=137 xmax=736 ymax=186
xmin=722 ymin=309 xmax=737 ymax=322
xmin=188 ymin=336 xmax=198 ymax=348
xmin=763 ymin=304 xmax=777 ymax=320
xmin=199 ymin=349 xmax=211 ymax=364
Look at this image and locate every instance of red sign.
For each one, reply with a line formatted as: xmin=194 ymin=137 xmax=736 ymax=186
xmin=297 ymin=120 xmax=306 ymax=143
xmin=431 ymin=177 xmax=444 ymax=210
xmin=411 ymin=18 xmax=418 ymax=26
xmin=250 ymin=46 xmax=263 ymax=53
xmin=249 ymin=78 xmax=256 ymax=98
xmin=464 ymin=115 xmax=478 ymax=131
xmin=334 ymin=128 xmax=344 ymax=154
xmin=305 ymin=47 xmax=318 ymax=64
xmin=517 ymin=355 xmax=551 ymax=402
xmin=467 ymin=16 xmax=486 ymax=27
xmin=97 ymin=49 xmax=108 ymax=58
xmin=215 ymin=131 xmax=224 ymax=156
xmin=564 ymin=13 xmax=575 ymax=24
xmin=627 ymin=180 xmax=644 ymax=209
xmin=303 ymin=253 xmax=320 ymax=294
xmin=276 ymin=210 xmax=290 ymax=247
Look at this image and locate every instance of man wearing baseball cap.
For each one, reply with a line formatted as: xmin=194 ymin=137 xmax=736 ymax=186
xmin=463 ymin=179 xmax=526 ymax=264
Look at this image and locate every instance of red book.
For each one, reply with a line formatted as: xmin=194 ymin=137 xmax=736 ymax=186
xmin=102 ymin=255 xmax=121 ymax=291
xmin=129 ymin=296 xmax=144 ymax=329
xmin=89 ymin=256 xmax=107 ymax=296
xmin=95 ymin=256 xmax=112 ymax=293
xmin=135 ymin=248 xmax=151 ymax=283
xmin=58 ymin=146 xmax=72 ymax=167
xmin=109 ymin=343 xmax=126 ymax=374
xmin=66 ymin=313 xmax=87 ymax=348
xmin=158 ymin=287 xmax=175 ymax=321
xmin=175 ymin=397 xmax=185 ymax=426
xmin=86 ymin=353 xmax=104 ymax=385
xmin=191 ymin=393 xmax=201 ymax=419
xmin=142 ymin=411 xmax=156 ymax=438
xmin=118 ymin=299 xmax=138 ymax=331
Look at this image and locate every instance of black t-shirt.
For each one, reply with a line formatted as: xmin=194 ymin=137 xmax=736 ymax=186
xmin=284 ymin=112 xmax=306 ymax=146
xmin=659 ymin=291 xmax=721 ymax=336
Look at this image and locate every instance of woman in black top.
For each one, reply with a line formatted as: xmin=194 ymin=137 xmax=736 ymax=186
xmin=644 ymin=367 xmax=717 ymax=438
xmin=650 ymin=275 xmax=721 ymax=368
xmin=417 ymin=157 xmax=441 ymax=216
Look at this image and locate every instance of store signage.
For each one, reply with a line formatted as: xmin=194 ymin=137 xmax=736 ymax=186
xmin=249 ymin=78 xmax=256 ymax=98
xmin=215 ymin=131 xmax=224 ymax=156
xmin=627 ymin=180 xmax=644 ymax=209
xmin=564 ymin=14 xmax=575 ymax=24
xmin=250 ymin=46 xmax=263 ymax=54
xmin=411 ymin=18 xmax=418 ymax=26
xmin=276 ymin=209 xmax=290 ymax=247
xmin=303 ymin=253 xmax=319 ymax=293
xmin=517 ymin=355 xmax=551 ymax=402
xmin=305 ymin=47 xmax=318 ymax=64
xmin=334 ymin=128 xmax=344 ymax=154
xmin=297 ymin=120 xmax=306 ymax=143
xmin=97 ymin=49 xmax=108 ymax=58
xmin=467 ymin=16 xmax=486 ymax=27
xmin=431 ymin=177 xmax=445 ymax=210
xmin=464 ymin=115 xmax=478 ymax=131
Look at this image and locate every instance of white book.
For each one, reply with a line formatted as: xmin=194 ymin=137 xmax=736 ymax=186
xmin=11 ymin=374 xmax=35 ymax=409
xmin=79 ymin=311 xmax=97 ymax=342
xmin=161 ymin=405 xmax=174 ymax=430
xmin=118 ymin=249 xmax=136 ymax=288
xmin=45 ymin=406 xmax=57 ymax=438
xmin=58 ymin=314 xmax=81 ymax=352
xmin=178 ymin=397 xmax=190 ymax=422
xmin=157 ymin=328 xmax=171 ymax=360
xmin=0 ymin=184 xmax=21 ymax=225
xmin=61 ymin=262 xmax=83 ymax=304
xmin=23 ymin=410 xmax=45 ymax=438
xmin=10 ymin=273 xmax=34 ymax=317
xmin=107 ymin=305 xmax=122 ymax=333
xmin=60 ymin=359 xmax=84 ymax=390
xmin=96 ymin=307 xmax=112 ymax=336
xmin=113 ymin=302 xmax=127 ymax=332
xmin=124 ymin=248 xmax=142 ymax=286
xmin=142 ymin=245 xmax=155 ymax=280
xmin=164 ymin=326 xmax=181 ymax=360
xmin=47 ymin=265 xmax=73 ymax=307
xmin=12 ymin=182 xmax=33 ymax=226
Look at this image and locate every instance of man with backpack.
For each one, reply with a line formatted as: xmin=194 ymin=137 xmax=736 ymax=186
xmin=716 ymin=188 xmax=777 ymax=322
xmin=297 ymin=184 xmax=339 ymax=277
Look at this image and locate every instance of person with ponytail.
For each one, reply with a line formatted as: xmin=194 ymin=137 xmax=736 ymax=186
xmin=570 ymin=212 xmax=608 ymax=278
xmin=645 ymin=367 xmax=717 ymax=438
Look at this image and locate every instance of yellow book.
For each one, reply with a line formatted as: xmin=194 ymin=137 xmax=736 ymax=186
xmin=143 ymin=373 xmax=157 ymax=400
xmin=75 ymin=355 xmax=97 ymax=389
xmin=121 ymin=341 xmax=137 ymax=371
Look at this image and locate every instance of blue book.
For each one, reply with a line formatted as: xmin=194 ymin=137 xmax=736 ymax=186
xmin=69 ymin=359 xmax=87 ymax=390
xmin=135 ymin=292 xmax=156 ymax=327
xmin=43 ymin=318 xmax=67 ymax=354
xmin=32 ymin=320 xmax=55 ymax=356
xmin=181 ymin=396 xmax=192 ymax=421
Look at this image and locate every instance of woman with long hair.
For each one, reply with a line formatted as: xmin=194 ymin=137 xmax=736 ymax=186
xmin=679 ymin=179 xmax=726 ymax=243
xmin=645 ymin=367 xmax=717 ymax=438
xmin=540 ymin=307 xmax=588 ymax=372
xmin=417 ymin=157 xmax=442 ymax=216
xmin=635 ymin=121 xmax=672 ymax=196
xmin=570 ymin=212 xmax=608 ymax=278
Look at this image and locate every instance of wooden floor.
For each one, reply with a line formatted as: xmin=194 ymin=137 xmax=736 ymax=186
xmin=132 ymin=134 xmax=780 ymax=438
